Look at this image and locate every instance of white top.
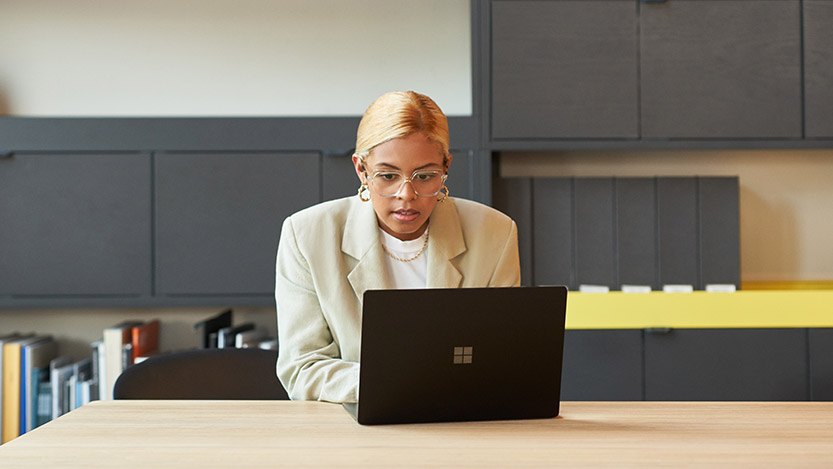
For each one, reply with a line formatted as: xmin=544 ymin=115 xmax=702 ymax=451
xmin=379 ymin=227 xmax=428 ymax=289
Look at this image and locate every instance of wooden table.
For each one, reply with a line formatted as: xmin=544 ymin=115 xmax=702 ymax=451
xmin=2 ymin=400 xmax=833 ymax=467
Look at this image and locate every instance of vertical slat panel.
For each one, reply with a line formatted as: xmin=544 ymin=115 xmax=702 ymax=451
xmin=699 ymin=177 xmax=740 ymax=288
xmin=574 ymin=178 xmax=616 ymax=289
xmin=657 ymin=178 xmax=700 ymax=289
xmin=533 ymin=178 xmax=574 ymax=290
xmin=616 ymin=178 xmax=658 ymax=290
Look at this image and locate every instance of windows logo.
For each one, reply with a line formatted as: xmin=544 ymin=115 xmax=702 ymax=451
xmin=453 ymin=346 xmax=473 ymax=365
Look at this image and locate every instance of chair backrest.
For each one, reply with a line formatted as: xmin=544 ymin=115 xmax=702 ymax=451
xmin=113 ymin=348 xmax=289 ymax=400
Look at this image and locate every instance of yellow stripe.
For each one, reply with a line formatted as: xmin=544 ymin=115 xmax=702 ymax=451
xmin=565 ymin=290 xmax=833 ymax=329
xmin=741 ymin=280 xmax=833 ymax=290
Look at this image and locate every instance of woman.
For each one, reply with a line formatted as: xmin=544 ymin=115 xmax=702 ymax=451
xmin=275 ymin=91 xmax=520 ymax=403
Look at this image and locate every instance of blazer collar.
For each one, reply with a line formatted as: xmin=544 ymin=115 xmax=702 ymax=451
xmin=343 ymin=197 xmax=467 ymax=301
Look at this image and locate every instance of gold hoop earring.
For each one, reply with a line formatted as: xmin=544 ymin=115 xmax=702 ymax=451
xmin=437 ymin=185 xmax=449 ymax=202
xmin=358 ymin=184 xmax=371 ymax=202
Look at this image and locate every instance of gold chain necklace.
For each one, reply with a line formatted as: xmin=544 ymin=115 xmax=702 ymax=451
xmin=381 ymin=226 xmax=429 ymax=262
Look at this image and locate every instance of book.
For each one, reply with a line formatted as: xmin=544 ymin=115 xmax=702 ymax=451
xmin=21 ymin=336 xmax=58 ymax=434
xmin=90 ymin=340 xmax=104 ymax=401
xmin=49 ymin=357 xmax=72 ymax=420
xmin=3 ymin=335 xmax=41 ymax=444
xmin=131 ymin=320 xmax=160 ymax=363
xmin=71 ymin=359 xmax=92 ymax=410
xmin=0 ymin=333 xmax=25 ymax=444
xmin=194 ymin=309 xmax=233 ymax=348
xmin=102 ymin=321 xmax=142 ymax=401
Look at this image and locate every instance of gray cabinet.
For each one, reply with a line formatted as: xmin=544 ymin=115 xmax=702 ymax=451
xmin=561 ymin=330 xmax=643 ymax=401
xmin=491 ymin=0 xmax=639 ymax=139
xmin=154 ymin=152 xmax=320 ymax=296
xmin=644 ymin=328 xmax=809 ymax=401
xmin=490 ymin=0 xmax=803 ymax=141
xmin=0 ymin=153 xmax=152 ymax=296
xmin=804 ymin=0 xmax=833 ymax=138
xmin=640 ymin=0 xmax=802 ymax=138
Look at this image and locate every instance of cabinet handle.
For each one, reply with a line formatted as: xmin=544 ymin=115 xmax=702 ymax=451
xmin=640 ymin=0 xmax=668 ymax=3
xmin=0 ymin=152 xmax=13 ymax=159
xmin=644 ymin=327 xmax=673 ymax=334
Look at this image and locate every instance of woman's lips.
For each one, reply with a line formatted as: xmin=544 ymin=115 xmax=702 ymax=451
xmin=392 ymin=209 xmax=419 ymax=222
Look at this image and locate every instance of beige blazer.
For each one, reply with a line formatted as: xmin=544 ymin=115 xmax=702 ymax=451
xmin=275 ymin=196 xmax=521 ymax=403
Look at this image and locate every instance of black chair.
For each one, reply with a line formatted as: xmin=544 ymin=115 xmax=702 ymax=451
xmin=113 ymin=348 xmax=289 ymax=400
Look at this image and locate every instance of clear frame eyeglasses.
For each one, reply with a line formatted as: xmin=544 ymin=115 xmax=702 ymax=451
xmin=365 ymin=169 xmax=447 ymax=197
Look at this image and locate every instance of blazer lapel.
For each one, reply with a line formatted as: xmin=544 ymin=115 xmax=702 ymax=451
xmin=343 ymin=198 xmax=389 ymax=302
xmin=426 ymin=199 xmax=466 ymax=288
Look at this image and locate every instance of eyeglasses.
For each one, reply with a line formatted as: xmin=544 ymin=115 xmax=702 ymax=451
xmin=365 ymin=169 xmax=447 ymax=197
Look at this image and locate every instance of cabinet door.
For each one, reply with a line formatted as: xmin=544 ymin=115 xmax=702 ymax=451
xmin=640 ymin=0 xmax=802 ymax=138
xmin=0 ymin=153 xmax=151 ymax=296
xmin=645 ymin=328 xmax=808 ymax=401
xmin=491 ymin=0 xmax=638 ymax=139
xmin=809 ymin=328 xmax=833 ymax=401
xmin=155 ymin=152 xmax=319 ymax=296
xmin=561 ymin=330 xmax=643 ymax=401
xmin=804 ymin=0 xmax=833 ymax=138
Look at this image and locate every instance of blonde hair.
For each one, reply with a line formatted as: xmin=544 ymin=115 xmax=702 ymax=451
xmin=355 ymin=91 xmax=450 ymax=167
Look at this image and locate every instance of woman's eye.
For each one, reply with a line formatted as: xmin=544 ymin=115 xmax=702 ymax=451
xmin=378 ymin=173 xmax=399 ymax=181
xmin=415 ymin=173 xmax=437 ymax=181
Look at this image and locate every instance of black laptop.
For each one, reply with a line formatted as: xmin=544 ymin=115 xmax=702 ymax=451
xmin=344 ymin=286 xmax=568 ymax=425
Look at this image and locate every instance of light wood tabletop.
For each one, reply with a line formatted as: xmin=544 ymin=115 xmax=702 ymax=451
xmin=2 ymin=400 xmax=833 ymax=467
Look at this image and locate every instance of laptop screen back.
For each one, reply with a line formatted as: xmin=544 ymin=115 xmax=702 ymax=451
xmin=353 ymin=286 xmax=567 ymax=425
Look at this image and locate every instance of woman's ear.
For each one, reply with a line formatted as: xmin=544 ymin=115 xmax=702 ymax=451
xmin=352 ymin=154 xmax=366 ymax=183
xmin=445 ymin=153 xmax=453 ymax=173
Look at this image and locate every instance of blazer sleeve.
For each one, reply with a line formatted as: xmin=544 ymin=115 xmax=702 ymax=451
xmin=275 ymin=216 xmax=358 ymax=403
xmin=488 ymin=219 xmax=522 ymax=288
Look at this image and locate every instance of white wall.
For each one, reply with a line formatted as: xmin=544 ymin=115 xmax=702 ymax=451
xmin=0 ymin=0 xmax=471 ymax=116
xmin=501 ymin=149 xmax=833 ymax=283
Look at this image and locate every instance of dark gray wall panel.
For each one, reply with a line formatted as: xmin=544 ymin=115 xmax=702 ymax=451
xmin=155 ymin=152 xmax=320 ymax=295
xmin=645 ymin=328 xmax=809 ymax=401
xmin=445 ymin=149 xmax=472 ymax=202
xmin=804 ymin=1 xmax=833 ymax=138
xmin=699 ymin=177 xmax=740 ymax=287
xmin=533 ymin=178 xmax=574 ymax=289
xmin=0 ymin=153 xmax=152 ymax=296
xmin=322 ymin=150 xmax=360 ymax=201
xmin=492 ymin=177 xmax=533 ymax=286
xmin=561 ymin=330 xmax=643 ymax=401
xmin=616 ymin=178 xmax=658 ymax=289
xmin=574 ymin=178 xmax=616 ymax=289
xmin=810 ymin=328 xmax=833 ymax=401
xmin=640 ymin=0 xmax=802 ymax=138
xmin=657 ymin=177 xmax=699 ymax=289
xmin=491 ymin=0 xmax=638 ymax=139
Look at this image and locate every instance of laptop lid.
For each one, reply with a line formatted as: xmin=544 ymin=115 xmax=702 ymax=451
xmin=347 ymin=285 xmax=567 ymax=425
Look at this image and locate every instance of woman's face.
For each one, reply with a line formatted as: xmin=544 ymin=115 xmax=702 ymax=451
xmin=353 ymin=132 xmax=451 ymax=241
